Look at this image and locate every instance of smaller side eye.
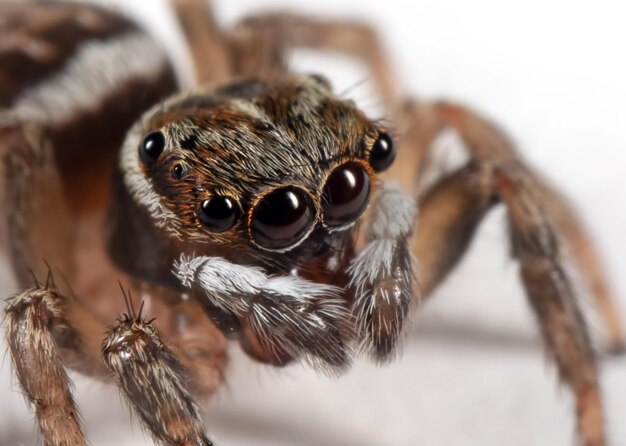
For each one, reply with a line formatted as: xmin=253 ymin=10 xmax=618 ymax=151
xmin=198 ymin=197 xmax=239 ymax=232
xmin=172 ymin=164 xmax=185 ymax=180
xmin=369 ymin=132 xmax=395 ymax=172
xmin=139 ymin=131 xmax=165 ymax=165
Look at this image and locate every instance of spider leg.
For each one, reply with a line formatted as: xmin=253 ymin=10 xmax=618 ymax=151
xmin=225 ymin=12 xmax=401 ymax=109
xmin=411 ymin=162 xmax=496 ymax=297
xmin=410 ymin=160 xmax=605 ymax=445
xmin=538 ymin=184 xmax=625 ymax=353
xmin=394 ymin=100 xmax=624 ymax=351
xmin=0 ymin=121 xmax=74 ymax=286
xmin=171 ymin=0 xmax=231 ymax=84
xmin=172 ymin=2 xmax=402 ymax=106
xmin=1 ymin=119 xmax=105 ymax=445
xmin=347 ymin=182 xmax=417 ymax=361
xmin=1 ymin=119 xmax=220 ymax=445
xmin=4 ymin=282 xmax=110 ymax=446
xmin=396 ymin=102 xmax=609 ymax=444
xmin=173 ymin=255 xmax=352 ymax=372
xmin=161 ymin=297 xmax=229 ymax=399
xmin=103 ymin=312 xmax=213 ymax=446
xmin=498 ymin=164 xmax=604 ymax=446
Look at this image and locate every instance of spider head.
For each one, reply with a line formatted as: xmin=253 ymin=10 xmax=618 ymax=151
xmin=120 ymin=75 xmax=396 ymax=255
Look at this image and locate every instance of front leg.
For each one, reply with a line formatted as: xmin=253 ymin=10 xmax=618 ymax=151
xmin=5 ymin=285 xmax=87 ymax=446
xmin=174 ymin=255 xmax=352 ymax=372
xmin=347 ymin=182 xmax=417 ymax=361
xmin=4 ymin=274 xmax=113 ymax=446
xmin=103 ymin=310 xmax=213 ymax=446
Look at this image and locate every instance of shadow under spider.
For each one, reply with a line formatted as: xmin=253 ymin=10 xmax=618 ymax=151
xmin=409 ymin=317 xmax=620 ymax=360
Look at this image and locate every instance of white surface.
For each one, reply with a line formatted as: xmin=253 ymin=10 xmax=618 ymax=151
xmin=1 ymin=1 xmax=626 ymax=445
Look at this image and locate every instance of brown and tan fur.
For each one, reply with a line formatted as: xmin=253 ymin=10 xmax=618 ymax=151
xmin=0 ymin=2 xmax=622 ymax=446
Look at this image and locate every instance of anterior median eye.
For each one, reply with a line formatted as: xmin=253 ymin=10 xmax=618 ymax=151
xmin=322 ymin=162 xmax=370 ymax=227
xmin=369 ymin=132 xmax=395 ymax=172
xmin=139 ymin=131 xmax=165 ymax=165
xmin=250 ymin=187 xmax=314 ymax=251
xmin=198 ymin=196 xmax=239 ymax=232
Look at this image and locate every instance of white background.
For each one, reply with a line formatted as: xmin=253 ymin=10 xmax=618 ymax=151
xmin=1 ymin=1 xmax=625 ymax=445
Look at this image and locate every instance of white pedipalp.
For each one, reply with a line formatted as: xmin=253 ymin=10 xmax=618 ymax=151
xmin=173 ymin=253 xmax=351 ymax=371
xmin=347 ymin=181 xmax=418 ymax=359
xmin=367 ymin=182 xmax=417 ymax=240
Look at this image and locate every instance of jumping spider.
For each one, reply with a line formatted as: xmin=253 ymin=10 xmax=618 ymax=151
xmin=0 ymin=1 xmax=623 ymax=445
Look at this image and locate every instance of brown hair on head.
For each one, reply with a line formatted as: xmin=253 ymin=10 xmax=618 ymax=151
xmin=123 ymin=74 xmax=388 ymax=260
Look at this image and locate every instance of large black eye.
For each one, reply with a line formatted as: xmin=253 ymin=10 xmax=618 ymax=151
xmin=369 ymin=132 xmax=395 ymax=172
xmin=139 ymin=131 xmax=165 ymax=165
xmin=322 ymin=162 xmax=370 ymax=227
xmin=198 ymin=197 xmax=239 ymax=232
xmin=250 ymin=187 xmax=314 ymax=250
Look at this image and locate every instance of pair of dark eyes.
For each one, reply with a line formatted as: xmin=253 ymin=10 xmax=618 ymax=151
xmin=251 ymin=160 xmax=371 ymax=249
xmin=139 ymin=131 xmax=395 ymax=250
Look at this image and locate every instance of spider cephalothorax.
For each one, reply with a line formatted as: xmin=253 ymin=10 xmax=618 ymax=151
xmin=121 ymin=75 xmax=394 ymax=254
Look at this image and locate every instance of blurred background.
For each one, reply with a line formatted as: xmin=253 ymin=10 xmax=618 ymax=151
xmin=1 ymin=0 xmax=625 ymax=445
